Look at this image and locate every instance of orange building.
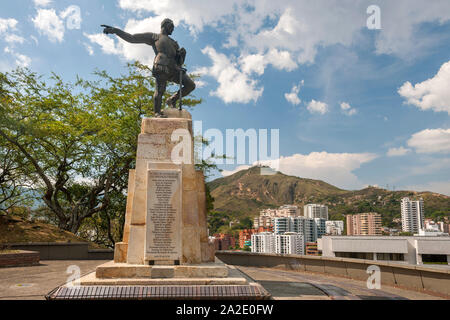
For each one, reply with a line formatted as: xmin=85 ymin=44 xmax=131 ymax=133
xmin=305 ymin=242 xmax=320 ymax=256
xmin=239 ymin=227 xmax=272 ymax=249
xmin=346 ymin=213 xmax=382 ymax=236
xmin=213 ymin=233 xmax=236 ymax=251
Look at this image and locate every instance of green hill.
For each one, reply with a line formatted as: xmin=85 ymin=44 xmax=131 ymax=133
xmin=207 ymin=166 xmax=450 ymax=227
xmin=0 ymin=214 xmax=105 ymax=249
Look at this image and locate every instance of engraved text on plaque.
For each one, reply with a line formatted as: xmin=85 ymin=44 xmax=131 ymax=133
xmin=145 ymin=169 xmax=182 ymax=261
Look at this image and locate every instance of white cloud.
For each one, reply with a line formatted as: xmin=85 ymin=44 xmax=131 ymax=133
xmin=407 ymin=128 xmax=450 ymax=154
xmin=105 ymin=1 xmax=450 ymax=105
xmin=257 ymin=151 xmax=378 ymax=190
xmin=0 ymin=18 xmax=18 ymax=33
xmin=307 ymin=100 xmax=328 ymax=115
xmin=84 ymin=33 xmax=121 ymax=56
xmin=0 ymin=18 xmax=24 ymax=44
xmin=387 ymin=147 xmax=412 ymax=157
xmin=240 ymin=49 xmax=297 ymax=76
xmin=85 ymin=16 xmax=162 ymax=67
xmin=196 ymin=46 xmax=263 ymax=104
xmin=33 ymin=0 xmax=52 ymax=7
xmin=340 ymin=102 xmax=357 ymax=116
xmin=32 ymin=9 xmax=65 ymax=43
xmin=115 ymin=1 xmax=450 ymax=64
xmin=4 ymin=34 xmax=25 ymax=44
xmin=4 ymin=47 xmax=31 ymax=68
xmin=285 ymin=81 xmax=303 ymax=106
xmin=118 ymin=0 xmax=240 ymax=35
xmin=399 ymin=60 xmax=450 ymax=115
xmin=84 ymin=43 xmax=94 ymax=56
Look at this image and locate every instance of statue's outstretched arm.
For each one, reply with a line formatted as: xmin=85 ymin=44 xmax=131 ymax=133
xmin=102 ymin=25 xmax=156 ymax=45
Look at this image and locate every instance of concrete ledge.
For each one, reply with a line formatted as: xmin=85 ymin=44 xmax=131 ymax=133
xmin=0 ymin=250 xmax=40 ymax=268
xmin=95 ymin=261 xmax=229 ymax=279
xmin=216 ymin=251 xmax=450 ymax=297
xmin=79 ymin=272 xmax=247 ymax=286
xmin=5 ymin=243 xmax=113 ymax=260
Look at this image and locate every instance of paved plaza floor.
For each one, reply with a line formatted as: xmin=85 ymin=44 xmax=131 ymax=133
xmin=0 ymin=261 xmax=446 ymax=300
xmin=0 ymin=260 xmax=109 ymax=300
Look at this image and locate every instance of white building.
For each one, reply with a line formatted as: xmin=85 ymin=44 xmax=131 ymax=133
xmin=304 ymin=204 xmax=329 ymax=220
xmin=319 ymin=236 xmax=450 ymax=265
xmin=326 ymin=221 xmax=345 ymax=235
xmin=401 ymin=197 xmax=425 ymax=234
xmin=274 ymin=217 xmax=326 ymax=243
xmin=255 ymin=206 xmax=300 ymax=229
xmin=275 ymin=233 xmax=304 ymax=255
xmin=278 ymin=205 xmax=300 ymax=218
xmin=251 ymin=232 xmax=275 ymax=254
xmin=251 ymin=232 xmax=305 ymax=255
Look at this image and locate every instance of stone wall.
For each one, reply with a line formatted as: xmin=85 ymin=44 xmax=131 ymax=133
xmin=216 ymin=251 xmax=450 ymax=297
xmin=0 ymin=250 xmax=40 ymax=268
xmin=6 ymin=243 xmax=113 ymax=260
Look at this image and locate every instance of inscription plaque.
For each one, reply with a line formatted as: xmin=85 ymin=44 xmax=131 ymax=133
xmin=145 ymin=169 xmax=182 ymax=261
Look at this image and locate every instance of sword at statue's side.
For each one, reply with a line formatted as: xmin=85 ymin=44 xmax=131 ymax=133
xmin=179 ymin=67 xmax=187 ymax=111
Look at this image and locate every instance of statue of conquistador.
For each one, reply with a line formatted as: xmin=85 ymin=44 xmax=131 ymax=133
xmin=102 ymin=18 xmax=196 ymax=117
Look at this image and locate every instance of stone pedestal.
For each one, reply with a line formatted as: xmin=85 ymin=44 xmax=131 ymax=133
xmin=120 ymin=112 xmax=215 ymax=266
xmin=45 ymin=111 xmax=271 ymax=300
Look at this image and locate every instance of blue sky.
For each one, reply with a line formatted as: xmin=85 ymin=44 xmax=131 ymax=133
xmin=1 ymin=0 xmax=450 ymax=195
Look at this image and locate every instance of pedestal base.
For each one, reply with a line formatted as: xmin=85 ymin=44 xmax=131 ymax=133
xmin=95 ymin=261 xmax=229 ymax=279
xmin=45 ymin=261 xmax=271 ymax=300
xmin=46 ymin=283 xmax=271 ymax=300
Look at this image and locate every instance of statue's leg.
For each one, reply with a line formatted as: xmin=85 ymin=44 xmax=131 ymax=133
xmin=154 ymin=76 xmax=167 ymax=115
xmin=167 ymin=73 xmax=196 ymax=106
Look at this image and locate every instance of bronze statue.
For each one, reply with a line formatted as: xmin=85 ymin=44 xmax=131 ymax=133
xmin=102 ymin=19 xmax=196 ymax=117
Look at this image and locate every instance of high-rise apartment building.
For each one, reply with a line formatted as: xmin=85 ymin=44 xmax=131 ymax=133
xmin=255 ymin=205 xmax=300 ymax=229
xmin=346 ymin=213 xmax=382 ymax=236
xmin=401 ymin=197 xmax=425 ymax=234
xmin=278 ymin=205 xmax=300 ymax=218
xmin=304 ymin=204 xmax=329 ymax=220
xmin=251 ymin=232 xmax=275 ymax=254
xmin=273 ymin=217 xmax=326 ymax=243
xmin=275 ymin=233 xmax=304 ymax=255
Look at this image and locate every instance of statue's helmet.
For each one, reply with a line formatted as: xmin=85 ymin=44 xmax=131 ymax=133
xmin=161 ymin=18 xmax=174 ymax=30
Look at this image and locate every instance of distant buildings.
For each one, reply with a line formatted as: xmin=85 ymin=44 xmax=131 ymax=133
xmin=304 ymin=204 xmax=329 ymax=220
xmin=251 ymin=232 xmax=275 ymax=254
xmin=273 ymin=217 xmax=326 ymax=243
xmin=276 ymin=233 xmax=304 ymax=255
xmin=254 ymin=205 xmax=300 ymax=228
xmin=305 ymin=242 xmax=320 ymax=256
xmin=212 ymin=233 xmax=236 ymax=251
xmin=326 ymin=221 xmax=344 ymax=235
xmin=251 ymin=232 xmax=304 ymax=255
xmin=239 ymin=227 xmax=272 ymax=249
xmin=401 ymin=197 xmax=425 ymax=234
xmin=250 ymin=204 xmax=332 ymax=256
xmin=346 ymin=213 xmax=382 ymax=236
xmin=319 ymin=235 xmax=450 ymax=265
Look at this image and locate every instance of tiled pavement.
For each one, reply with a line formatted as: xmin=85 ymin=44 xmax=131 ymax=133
xmin=0 ymin=261 xmax=446 ymax=300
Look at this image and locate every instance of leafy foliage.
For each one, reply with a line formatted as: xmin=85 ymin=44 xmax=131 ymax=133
xmin=0 ymin=63 xmax=203 ymax=247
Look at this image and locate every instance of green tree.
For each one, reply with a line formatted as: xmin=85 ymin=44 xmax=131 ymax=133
xmin=0 ymin=63 xmax=201 ymax=238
